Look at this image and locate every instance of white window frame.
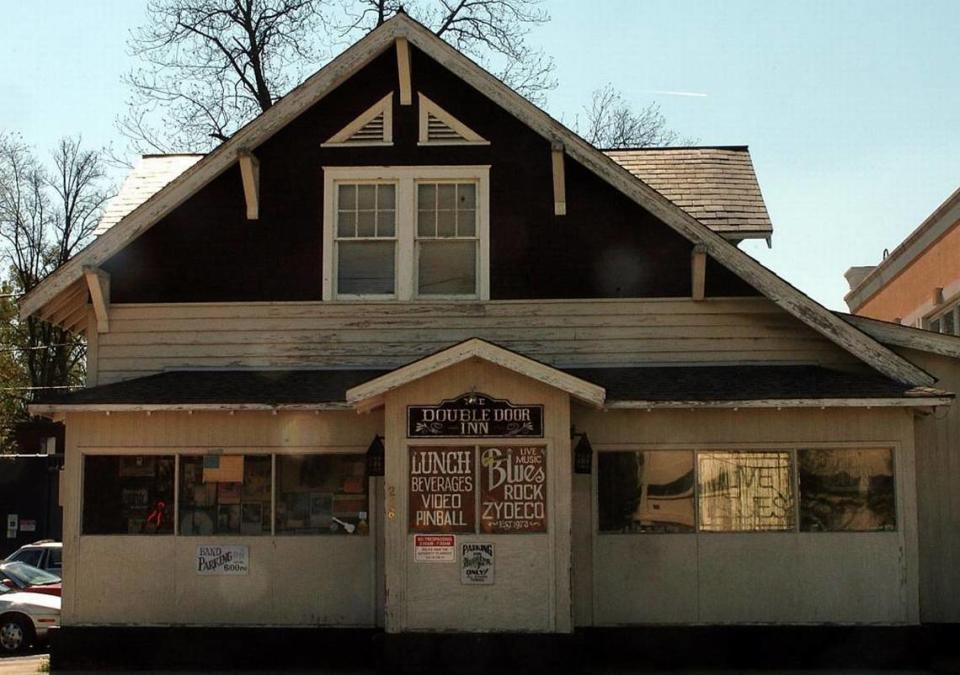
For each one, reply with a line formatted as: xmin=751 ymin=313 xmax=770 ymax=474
xmin=322 ymin=166 xmax=490 ymax=301
xmin=924 ymin=297 xmax=960 ymax=336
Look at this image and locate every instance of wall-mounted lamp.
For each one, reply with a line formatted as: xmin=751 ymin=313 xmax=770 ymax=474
xmin=571 ymin=428 xmax=593 ymax=474
xmin=366 ymin=434 xmax=385 ymax=477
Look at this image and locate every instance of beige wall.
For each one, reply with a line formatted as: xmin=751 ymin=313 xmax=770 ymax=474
xmin=382 ymin=359 xmax=572 ymax=633
xmin=61 ymin=410 xmax=383 ymax=627
xmin=89 ymin=298 xmax=857 ymax=385
xmin=571 ymin=406 xmax=920 ymax=625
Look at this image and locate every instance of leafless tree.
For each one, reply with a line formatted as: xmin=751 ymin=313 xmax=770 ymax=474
xmin=580 ymin=83 xmax=691 ymax=149
xmin=0 ymin=136 xmax=110 ymax=449
xmin=118 ymin=0 xmax=554 ymax=156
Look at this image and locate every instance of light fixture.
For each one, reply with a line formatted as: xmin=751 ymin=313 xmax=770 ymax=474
xmin=572 ymin=428 xmax=593 ymax=474
xmin=366 ymin=434 xmax=385 ymax=476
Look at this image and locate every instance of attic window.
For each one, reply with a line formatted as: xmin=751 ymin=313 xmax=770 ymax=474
xmin=323 ymin=93 xmax=394 ymax=147
xmin=418 ymin=93 xmax=489 ymax=146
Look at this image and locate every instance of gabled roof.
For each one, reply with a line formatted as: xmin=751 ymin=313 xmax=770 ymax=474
xmin=838 ymin=312 xmax=960 ymax=359
xmin=18 ymin=13 xmax=934 ymax=386
xmin=346 ymin=338 xmax=606 ymax=411
xmin=844 ymin=185 xmax=960 ymax=312
xmin=606 ymin=146 xmax=772 ymax=240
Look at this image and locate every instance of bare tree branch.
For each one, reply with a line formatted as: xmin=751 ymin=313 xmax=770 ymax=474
xmin=579 ymin=84 xmax=695 ymax=149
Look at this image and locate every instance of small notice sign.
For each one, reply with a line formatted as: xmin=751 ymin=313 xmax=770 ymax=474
xmin=19 ymin=519 xmax=36 ymax=533
xmin=414 ymin=534 xmax=456 ymax=562
xmin=461 ymin=543 xmax=495 ymax=585
xmin=480 ymin=446 xmax=547 ymax=534
xmin=196 ymin=545 xmax=249 ymax=575
xmin=5 ymin=514 xmax=17 ymax=539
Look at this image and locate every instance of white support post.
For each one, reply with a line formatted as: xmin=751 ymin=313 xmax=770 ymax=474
xmin=551 ymin=143 xmax=566 ymax=216
xmin=82 ymin=266 xmax=110 ymax=333
xmin=396 ymin=38 xmax=412 ymax=106
xmin=691 ymin=245 xmax=707 ymax=301
xmin=238 ymin=149 xmax=260 ymax=220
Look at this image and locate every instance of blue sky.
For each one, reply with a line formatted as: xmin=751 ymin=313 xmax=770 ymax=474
xmin=2 ymin=1 xmax=958 ymax=309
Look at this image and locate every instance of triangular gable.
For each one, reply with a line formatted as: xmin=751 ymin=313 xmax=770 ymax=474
xmin=18 ymin=13 xmax=933 ymax=387
xmin=417 ymin=93 xmax=488 ymax=145
xmin=346 ymin=338 xmax=606 ymax=412
xmin=322 ymin=92 xmax=393 ymax=146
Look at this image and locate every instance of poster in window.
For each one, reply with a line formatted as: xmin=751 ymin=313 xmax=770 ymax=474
xmin=408 ymin=446 xmax=476 ymax=533
xmin=479 ymin=446 xmax=547 ymax=534
xmin=119 ymin=456 xmax=156 ymax=478
xmin=598 ymin=451 xmax=695 ymax=533
xmin=217 ymin=504 xmax=241 ymax=533
xmin=240 ymin=503 xmax=263 ymax=535
xmin=798 ymin=448 xmax=895 ymax=531
xmin=697 ymin=451 xmax=795 ymax=532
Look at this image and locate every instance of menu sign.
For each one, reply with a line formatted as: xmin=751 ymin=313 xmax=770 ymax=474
xmin=480 ymin=446 xmax=547 ymax=534
xmin=408 ymin=393 xmax=543 ymax=438
xmin=409 ymin=447 xmax=476 ymax=533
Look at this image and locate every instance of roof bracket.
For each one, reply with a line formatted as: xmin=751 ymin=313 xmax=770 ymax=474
xmin=397 ymin=38 xmax=412 ymax=105
xmin=83 ymin=266 xmax=110 ymax=334
xmin=691 ymin=245 xmax=707 ymax=301
xmin=238 ymin=149 xmax=260 ymax=220
xmin=552 ymin=143 xmax=566 ymax=216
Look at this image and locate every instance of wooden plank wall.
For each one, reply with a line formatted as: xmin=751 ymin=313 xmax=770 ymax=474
xmin=94 ymin=298 xmax=858 ymax=384
xmin=898 ymin=347 xmax=960 ymax=622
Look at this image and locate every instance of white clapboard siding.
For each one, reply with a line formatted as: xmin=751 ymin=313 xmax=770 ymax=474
xmin=95 ymin=298 xmax=858 ymax=384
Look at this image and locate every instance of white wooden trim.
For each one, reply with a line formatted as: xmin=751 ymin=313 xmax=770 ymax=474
xmin=691 ymin=245 xmax=706 ymax=302
xmin=322 ymin=166 xmax=490 ymax=302
xmin=551 ymin=145 xmax=566 ymax=216
xmin=841 ymin=313 xmax=960 ymax=359
xmin=417 ymin=93 xmax=489 ymax=146
xmin=19 ymin=13 xmax=932 ymax=386
xmin=604 ymin=397 xmax=952 ymax=410
xmin=346 ymin=337 xmax=606 ymax=408
xmin=238 ymin=150 xmax=260 ymax=220
xmin=29 ymin=402 xmax=354 ymax=414
xmin=322 ymin=93 xmax=394 ymax=147
xmin=82 ymin=266 xmax=110 ymax=333
xmin=85 ymin=307 xmax=99 ymax=387
xmin=396 ymin=38 xmax=412 ymax=105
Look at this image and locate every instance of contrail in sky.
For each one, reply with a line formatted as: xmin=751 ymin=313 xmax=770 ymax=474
xmin=642 ymin=90 xmax=709 ymax=97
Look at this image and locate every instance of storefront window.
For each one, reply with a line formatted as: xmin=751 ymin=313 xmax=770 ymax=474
xmin=798 ymin=448 xmax=896 ymax=531
xmin=697 ymin=451 xmax=795 ymax=532
xmin=275 ymin=455 xmax=369 ymax=535
xmin=82 ymin=455 xmax=175 ymax=535
xmin=598 ymin=451 xmax=695 ymax=533
xmin=179 ymin=455 xmax=272 ymax=536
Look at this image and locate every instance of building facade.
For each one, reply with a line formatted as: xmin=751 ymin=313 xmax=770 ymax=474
xmin=18 ymin=14 xmax=960 ymax=659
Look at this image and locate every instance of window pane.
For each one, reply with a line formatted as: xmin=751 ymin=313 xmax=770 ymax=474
xmin=338 ymin=184 xmax=356 ymax=210
xmin=377 ymin=184 xmax=395 ymax=210
xmin=458 ymin=209 xmax=476 ymax=237
xmin=598 ymin=451 xmax=695 ymax=533
xmin=697 ymin=451 xmax=795 ymax=532
xmin=943 ymin=309 xmax=956 ymax=336
xmin=799 ymin=448 xmax=895 ymax=532
xmin=357 ymin=184 xmax=376 ymax=210
xmin=437 ymin=184 xmax=456 ymax=210
xmin=179 ymin=456 xmax=272 ymax=536
xmin=378 ymin=210 xmax=395 ymax=237
xmin=458 ymin=183 xmax=476 ymax=209
xmin=929 ymin=318 xmax=941 ymax=333
xmin=83 ymin=456 xmax=175 ymax=535
xmin=276 ymin=455 xmax=369 ymax=535
xmin=338 ymin=241 xmax=395 ymax=295
xmin=337 ymin=210 xmax=356 ymax=238
xmin=357 ymin=210 xmax=376 ymax=237
xmin=418 ymin=183 xmax=436 ymax=210
xmin=437 ymin=209 xmax=456 ymax=237
xmin=10 ymin=550 xmax=42 ymax=566
xmin=418 ymin=209 xmax=436 ymax=237
xmin=418 ymin=241 xmax=476 ymax=295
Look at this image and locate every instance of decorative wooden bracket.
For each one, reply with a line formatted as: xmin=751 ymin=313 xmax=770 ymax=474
xmin=551 ymin=143 xmax=566 ymax=216
xmin=238 ymin=149 xmax=260 ymax=220
xmin=397 ymin=38 xmax=412 ymax=106
xmin=691 ymin=245 xmax=707 ymax=301
xmin=83 ymin=266 xmax=110 ymax=333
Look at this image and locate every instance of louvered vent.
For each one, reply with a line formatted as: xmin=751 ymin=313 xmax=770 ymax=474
xmin=347 ymin=113 xmax=386 ymax=143
xmin=427 ymin=113 xmax=465 ymax=142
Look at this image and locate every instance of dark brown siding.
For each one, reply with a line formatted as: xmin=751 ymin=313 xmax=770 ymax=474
xmin=104 ymin=46 xmax=758 ymax=302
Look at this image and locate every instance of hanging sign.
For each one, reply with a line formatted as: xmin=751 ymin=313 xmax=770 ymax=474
xmin=408 ymin=393 xmax=543 ymax=438
xmin=5 ymin=514 xmax=17 ymax=539
xmin=461 ymin=543 xmax=495 ymax=585
xmin=409 ymin=447 xmax=476 ymax=533
xmin=414 ymin=534 xmax=456 ymax=562
xmin=196 ymin=545 xmax=249 ymax=575
xmin=480 ymin=446 xmax=547 ymax=534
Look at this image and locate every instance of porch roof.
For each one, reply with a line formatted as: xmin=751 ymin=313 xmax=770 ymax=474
xmin=30 ymin=365 xmax=951 ymax=413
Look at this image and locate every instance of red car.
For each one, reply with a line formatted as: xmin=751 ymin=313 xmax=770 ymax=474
xmin=0 ymin=562 xmax=61 ymax=597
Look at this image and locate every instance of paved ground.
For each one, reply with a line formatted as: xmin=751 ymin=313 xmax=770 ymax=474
xmin=0 ymin=653 xmax=46 ymax=674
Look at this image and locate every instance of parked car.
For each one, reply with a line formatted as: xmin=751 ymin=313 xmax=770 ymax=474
xmin=3 ymin=541 xmax=62 ymax=575
xmin=0 ymin=583 xmax=60 ymax=653
xmin=0 ymin=562 xmax=61 ymax=597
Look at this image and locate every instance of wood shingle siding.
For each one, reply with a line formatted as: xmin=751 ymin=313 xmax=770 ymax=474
xmin=92 ymin=298 xmax=858 ymax=384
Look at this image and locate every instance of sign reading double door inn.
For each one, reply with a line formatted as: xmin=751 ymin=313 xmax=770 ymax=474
xmin=408 ymin=393 xmax=543 ymax=438
xmin=409 ymin=445 xmax=547 ymax=535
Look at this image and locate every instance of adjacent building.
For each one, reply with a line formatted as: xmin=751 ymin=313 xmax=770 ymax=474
xmin=17 ymin=13 xmax=960 ymax=663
